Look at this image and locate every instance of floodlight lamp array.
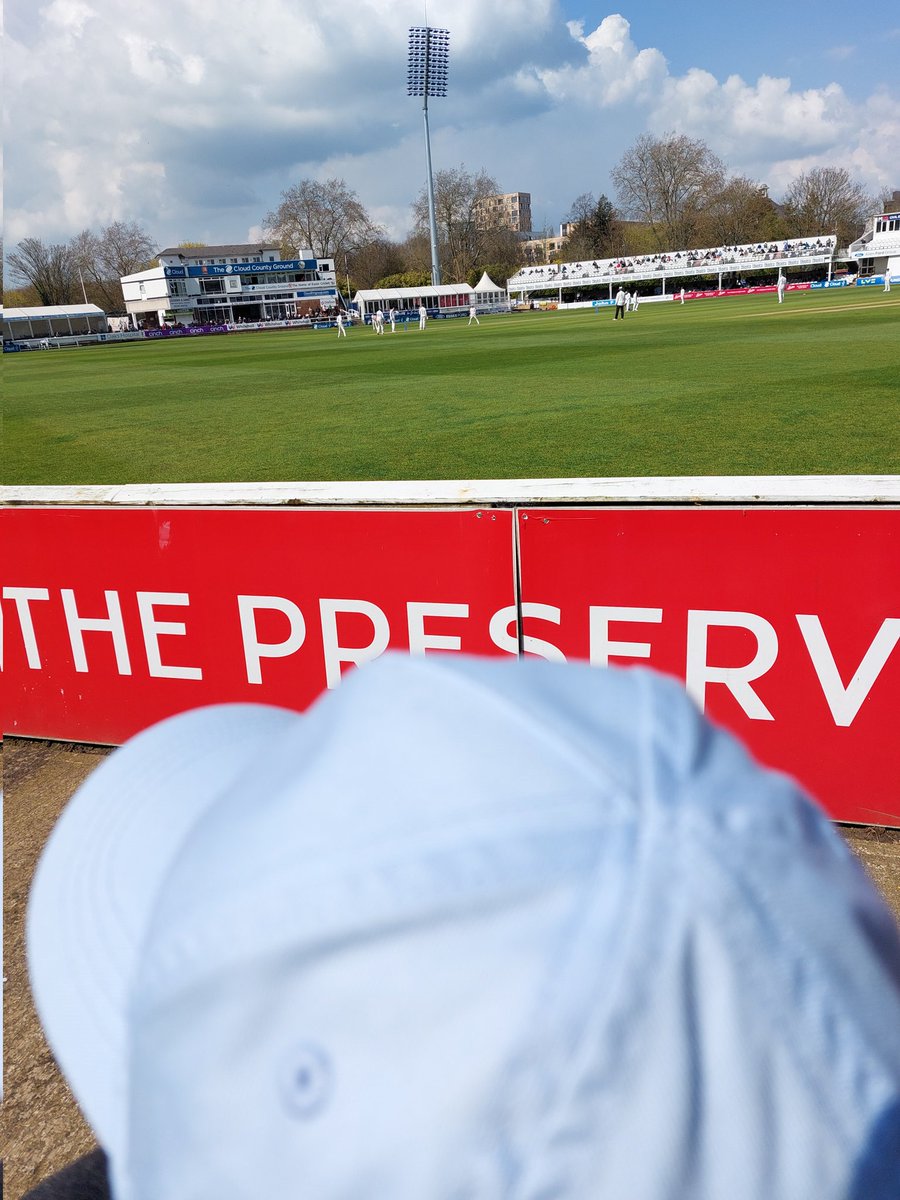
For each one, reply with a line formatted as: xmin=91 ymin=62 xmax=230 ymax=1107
xmin=407 ymin=26 xmax=450 ymax=97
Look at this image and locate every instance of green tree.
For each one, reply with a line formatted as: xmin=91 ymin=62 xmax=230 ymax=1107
xmin=376 ymin=270 xmax=432 ymax=289
xmin=564 ymin=193 xmax=620 ymax=259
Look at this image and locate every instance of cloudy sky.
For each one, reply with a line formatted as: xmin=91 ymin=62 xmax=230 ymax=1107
xmin=5 ymin=0 xmax=899 ymax=255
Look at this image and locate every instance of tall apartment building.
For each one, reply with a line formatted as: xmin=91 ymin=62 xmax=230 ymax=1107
xmin=473 ymin=192 xmax=532 ymax=234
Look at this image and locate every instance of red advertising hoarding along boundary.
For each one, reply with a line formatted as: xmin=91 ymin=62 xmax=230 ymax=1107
xmin=517 ymin=506 xmax=899 ymax=827
xmin=2 ymin=477 xmax=898 ymax=825
xmin=1 ymin=506 xmax=517 ymax=745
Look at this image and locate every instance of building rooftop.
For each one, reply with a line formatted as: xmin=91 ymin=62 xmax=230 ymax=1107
xmin=4 ymin=304 xmax=106 ymax=318
xmin=156 ymin=243 xmax=281 ymax=259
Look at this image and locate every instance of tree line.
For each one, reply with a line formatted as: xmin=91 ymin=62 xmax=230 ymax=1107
xmin=5 ymin=222 xmax=158 ymax=310
xmin=5 ymin=135 xmax=885 ymax=309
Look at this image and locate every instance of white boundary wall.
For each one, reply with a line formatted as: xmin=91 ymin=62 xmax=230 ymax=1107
xmin=4 ymin=476 xmax=899 ymax=508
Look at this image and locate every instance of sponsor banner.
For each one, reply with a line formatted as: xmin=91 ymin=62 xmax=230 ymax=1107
xmin=811 ymin=279 xmax=852 ymax=288
xmin=3 ymin=505 xmax=897 ymax=824
xmin=1 ymin=508 xmax=516 ymax=745
xmin=143 ymin=324 xmax=230 ymax=338
xmin=231 ymin=319 xmax=319 ymax=332
xmin=187 ymin=260 xmax=318 ymax=277
xmin=856 ymin=276 xmax=890 ymax=287
xmin=164 ymin=266 xmax=187 ymax=278
xmin=517 ymin=508 xmax=899 ymax=825
xmin=679 ymin=283 xmax=814 ymax=301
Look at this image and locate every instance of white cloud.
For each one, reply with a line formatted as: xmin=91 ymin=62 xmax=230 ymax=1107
xmin=4 ymin=3 xmax=898 ymax=253
xmin=533 ymin=15 xmax=897 ymax=199
xmin=535 ymin=14 xmax=667 ymax=105
xmin=655 ymin=72 xmax=855 ymax=159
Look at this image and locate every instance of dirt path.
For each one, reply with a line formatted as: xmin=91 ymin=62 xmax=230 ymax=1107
xmin=3 ymin=740 xmax=110 ymax=1199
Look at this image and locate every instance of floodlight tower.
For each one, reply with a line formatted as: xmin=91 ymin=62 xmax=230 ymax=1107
xmin=407 ymin=23 xmax=449 ymax=286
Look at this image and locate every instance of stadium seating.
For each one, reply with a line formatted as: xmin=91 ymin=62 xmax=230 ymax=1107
xmin=508 ymin=236 xmax=837 ymax=292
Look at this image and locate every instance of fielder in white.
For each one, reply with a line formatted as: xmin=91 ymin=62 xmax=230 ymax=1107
xmin=389 ymin=308 xmax=397 ymax=331
xmin=418 ymin=304 xmax=427 ymax=331
xmin=373 ymin=308 xmax=385 ymax=335
xmin=777 ymin=274 xmax=786 ymax=304
xmin=885 ymin=272 xmax=892 ymax=293
xmin=468 ymin=304 xmax=480 ymax=326
xmin=336 ymin=312 xmax=347 ymax=337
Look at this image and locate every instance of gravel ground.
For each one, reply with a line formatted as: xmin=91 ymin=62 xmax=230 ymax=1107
xmin=3 ymin=737 xmax=899 ymax=1197
xmin=3 ymin=740 xmax=111 ymax=1199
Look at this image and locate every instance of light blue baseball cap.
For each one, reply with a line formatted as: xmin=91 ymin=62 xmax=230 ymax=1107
xmin=28 ymin=654 xmax=900 ymax=1199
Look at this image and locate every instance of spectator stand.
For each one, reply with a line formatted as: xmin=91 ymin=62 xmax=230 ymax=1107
xmin=507 ymin=236 xmax=838 ymax=305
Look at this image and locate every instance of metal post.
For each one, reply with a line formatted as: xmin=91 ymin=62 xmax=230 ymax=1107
xmin=408 ymin=24 xmax=449 ymax=289
xmin=422 ymin=94 xmax=441 ymax=286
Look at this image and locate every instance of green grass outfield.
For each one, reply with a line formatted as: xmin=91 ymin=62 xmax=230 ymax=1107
xmin=5 ymin=288 xmax=898 ymax=484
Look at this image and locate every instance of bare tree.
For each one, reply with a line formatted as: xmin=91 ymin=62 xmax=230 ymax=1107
xmin=781 ymin=167 xmax=874 ymax=247
xmin=698 ymin=177 xmax=786 ymax=246
xmin=611 ymin=132 xmax=726 ymax=250
xmin=264 ymin=179 xmax=378 ymax=260
xmin=346 ymin=237 xmax=407 ymax=290
xmin=411 ymin=165 xmax=501 ymax=282
xmin=399 ymin=231 xmax=434 ymax=276
xmin=70 ymin=221 xmax=157 ymax=311
xmin=7 ymin=237 xmax=80 ymax=306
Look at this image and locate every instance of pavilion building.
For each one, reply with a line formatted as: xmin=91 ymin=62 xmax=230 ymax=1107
xmin=120 ymin=244 xmax=339 ymax=328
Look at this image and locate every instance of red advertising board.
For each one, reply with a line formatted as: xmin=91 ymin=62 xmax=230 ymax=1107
xmin=2 ymin=507 xmax=516 ymax=744
xmin=516 ymin=508 xmax=900 ymax=825
xmin=3 ymin=502 xmax=898 ymax=824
